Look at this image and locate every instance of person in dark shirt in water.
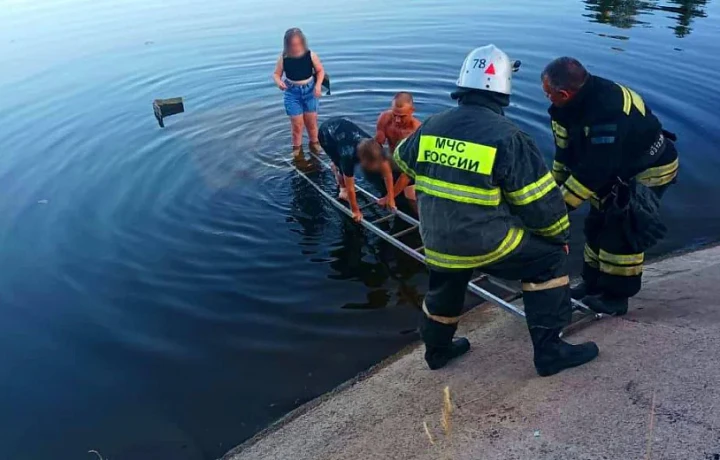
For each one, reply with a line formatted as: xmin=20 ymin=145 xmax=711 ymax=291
xmin=318 ymin=117 xmax=396 ymax=222
xmin=272 ymin=28 xmax=325 ymax=158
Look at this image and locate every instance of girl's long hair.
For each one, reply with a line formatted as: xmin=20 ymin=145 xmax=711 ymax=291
xmin=283 ymin=28 xmax=308 ymax=57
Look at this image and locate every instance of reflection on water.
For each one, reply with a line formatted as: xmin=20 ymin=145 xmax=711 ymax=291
xmin=289 ymin=160 xmax=425 ymax=312
xmin=663 ymin=0 xmax=710 ymax=36
xmin=584 ymin=0 xmax=655 ymax=28
xmin=584 ymin=0 xmax=709 ymax=36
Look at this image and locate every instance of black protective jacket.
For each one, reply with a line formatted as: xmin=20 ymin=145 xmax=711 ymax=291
xmin=395 ymin=92 xmax=569 ymax=270
xmin=549 ymin=75 xmax=679 ymax=209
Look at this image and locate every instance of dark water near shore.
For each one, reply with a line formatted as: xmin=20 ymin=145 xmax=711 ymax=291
xmin=1 ymin=0 xmax=719 ymax=458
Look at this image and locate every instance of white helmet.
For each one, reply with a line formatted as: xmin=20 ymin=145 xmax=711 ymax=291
xmin=456 ymin=44 xmax=520 ymax=95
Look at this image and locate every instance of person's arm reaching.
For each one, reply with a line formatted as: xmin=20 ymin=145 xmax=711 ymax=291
xmin=378 ymin=172 xmax=412 ymax=206
xmin=560 ymin=119 xmax=622 ymax=211
xmin=498 ymin=132 xmax=569 ymax=245
xmin=311 ymin=52 xmax=325 ymax=98
xmin=550 ymin=119 xmax=570 ymax=185
xmin=376 ymin=161 xmax=396 ymax=211
xmin=338 ymin=149 xmax=362 ymax=221
xmin=374 ymin=112 xmax=389 ymax=147
xmin=393 ymin=173 xmax=412 ymax=198
xmin=343 ymin=176 xmax=363 ymax=222
xmin=382 ymin=118 xmax=422 ymax=202
xmin=273 ymin=56 xmax=287 ymax=91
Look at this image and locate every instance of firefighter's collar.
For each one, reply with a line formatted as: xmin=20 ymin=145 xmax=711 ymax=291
xmin=453 ymin=90 xmax=508 ymax=115
xmin=552 ymin=74 xmax=596 ymax=116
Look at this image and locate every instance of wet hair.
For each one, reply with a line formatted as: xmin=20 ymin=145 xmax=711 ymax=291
xmin=541 ymin=57 xmax=589 ymax=92
xmin=393 ymin=92 xmax=414 ymax=107
xmin=357 ymin=139 xmax=385 ymax=161
xmin=283 ymin=28 xmax=308 ymax=57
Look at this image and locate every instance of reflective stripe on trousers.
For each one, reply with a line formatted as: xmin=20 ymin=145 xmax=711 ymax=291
xmin=584 ymin=243 xmax=643 ymax=277
xmin=522 ymin=275 xmax=569 ymax=292
xmin=584 ymin=243 xmax=599 ymax=268
xmin=422 ymin=301 xmax=461 ymax=324
xmin=599 ymin=249 xmax=644 ymax=276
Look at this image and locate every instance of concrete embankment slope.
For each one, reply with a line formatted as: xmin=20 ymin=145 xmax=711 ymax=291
xmin=225 ymin=245 xmax=720 ymax=460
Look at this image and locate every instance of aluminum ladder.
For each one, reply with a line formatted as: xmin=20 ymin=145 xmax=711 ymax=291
xmin=289 ymin=153 xmax=601 ymax=330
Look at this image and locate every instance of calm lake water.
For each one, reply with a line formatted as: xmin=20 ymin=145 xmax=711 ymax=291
xmin=1 ymin=0 xmax=719 ymax=459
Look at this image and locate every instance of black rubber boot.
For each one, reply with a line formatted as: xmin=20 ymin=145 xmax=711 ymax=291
xmin=419 ymin=316 xmax=470 ymax=370
xmin=583 ymin=294 xmax=629 ymax=316
xmin=530 ymin=328 xmax=599 ymax=377
xmin=570 ymin=281 xmax=600 ymax=300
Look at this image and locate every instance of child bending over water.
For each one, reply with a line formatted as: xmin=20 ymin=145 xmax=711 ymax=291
xmin=273 ymin=28 xmax=325 ymax=158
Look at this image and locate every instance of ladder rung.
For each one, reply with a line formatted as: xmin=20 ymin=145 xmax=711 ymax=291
xmin=468 ymin=277 xmax=523 ymax=302
xmin=471 ymin=291 xmax=523 ymax=309
xmin=571 ymin=299 xmax=599 ymax=316
xmin=391 ymin=225 xmax=419 ymax=238
xmin=414 ymin=245 xmax=424 ymax=252
xmin=504 ymin=291 xmax=524 ymax=302
xmin=486 ymin=277 xmax=519 ymax=293
xmin=359 ymin=201 xmax=376 ymax=210
xmin=370 ymin=214 xmax=395 ymax=225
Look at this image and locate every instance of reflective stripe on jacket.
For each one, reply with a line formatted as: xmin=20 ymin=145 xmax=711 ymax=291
xmin=394 ymin=93 xmax=569 ymax=270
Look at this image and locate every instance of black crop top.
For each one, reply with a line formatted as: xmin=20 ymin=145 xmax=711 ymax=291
xmin=283 ymin=50 xmax=314 ymax=81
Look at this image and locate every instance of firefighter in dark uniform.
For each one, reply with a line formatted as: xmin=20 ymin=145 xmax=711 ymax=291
xmin=542 ymin=57 xmax=679 ymax=316
xmin=394 ymin=45 xmax=599 ymax=376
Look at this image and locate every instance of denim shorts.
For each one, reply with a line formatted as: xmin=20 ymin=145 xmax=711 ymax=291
xmin=283 ymin=80 xmax=318 ymax=116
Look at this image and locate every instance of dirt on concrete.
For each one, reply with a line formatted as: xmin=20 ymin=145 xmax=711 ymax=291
xmin=224 ymin=245 xmax=720 ymax=460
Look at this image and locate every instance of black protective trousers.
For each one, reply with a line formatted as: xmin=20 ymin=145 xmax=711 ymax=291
xmin=582 ymin=183 xmax=671 ymax=299
xmin=422 ymin=234 xmax=572 ymax=350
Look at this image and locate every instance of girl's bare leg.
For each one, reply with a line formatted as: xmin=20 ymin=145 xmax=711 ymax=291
xmin=290 ymin=115 xmax=304 ymax=155
xmin=304 ymin=112 xmax=321 ymax=154
xmin=304 ymin=112 xmax=319 ymax=143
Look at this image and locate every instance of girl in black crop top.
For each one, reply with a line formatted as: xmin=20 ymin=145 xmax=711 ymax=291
xmin=272 ymin=28 xmax=326 ymax=158
xmin=283 ymin=50 xmax=313 ymax=81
